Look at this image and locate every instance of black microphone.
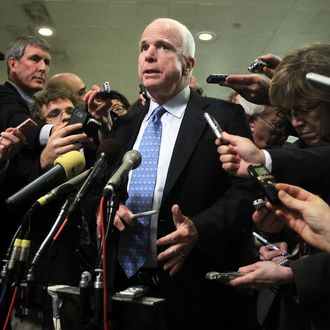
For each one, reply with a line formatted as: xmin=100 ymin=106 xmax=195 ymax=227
xmin=0 ymin=52 xmax=4 ymax=61
xmin=103 ymin=150 xmax=142 ymax=194
xmin=36 ymin=168 xmax=92 ymax=206
xmin=6 ymin=151 xmax=86 ymax=209
xmin=306 ymin=72 xmax=330 ymax=91
xmin=67 ymin=139 xmax=121 ymax=215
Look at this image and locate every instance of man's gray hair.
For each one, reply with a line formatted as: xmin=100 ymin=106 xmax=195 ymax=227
xmin=151 ymin=18 xmax=195 ymax=58
xmin=5 ymin=36 xmax=51 ymax=74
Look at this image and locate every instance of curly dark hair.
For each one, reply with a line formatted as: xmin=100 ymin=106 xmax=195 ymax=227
xmin=30 ymin=88 xmax=80 ymax=122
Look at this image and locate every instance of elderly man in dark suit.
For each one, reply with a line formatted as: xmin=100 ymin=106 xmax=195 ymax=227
xmin=85 ymin=18 xmax=258 ymax=330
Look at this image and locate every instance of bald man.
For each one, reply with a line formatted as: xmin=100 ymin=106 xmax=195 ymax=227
xmin=46 ymin=72 xmax=86 ymax=99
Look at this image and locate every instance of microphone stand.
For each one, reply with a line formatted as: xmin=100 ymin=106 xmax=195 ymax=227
xmin=28 ymin=197 xmax=73 ymax=274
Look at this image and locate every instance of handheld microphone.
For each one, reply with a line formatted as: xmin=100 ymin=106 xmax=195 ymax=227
xmin=36 ymin=168 xmax=92 ymax=206
xmin=6 ymin=151 xmax=85 ymax=209
xmin=306 ymin=72 xmax=330 ymax=90
xmin=103 ymin=150 xmax=142 ymax=193
xmin=67 ymin=139 xmax=121 ymax=215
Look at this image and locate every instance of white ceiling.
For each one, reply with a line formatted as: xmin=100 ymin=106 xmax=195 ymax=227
xmin=1 ymin=0 xmax=330 ymax=103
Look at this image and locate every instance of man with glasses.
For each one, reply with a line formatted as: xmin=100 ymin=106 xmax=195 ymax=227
xmin=30 ymin=88 xmax=93 ymax=169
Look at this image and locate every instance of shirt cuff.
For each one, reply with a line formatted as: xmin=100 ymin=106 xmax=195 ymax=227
xmin=262 ymin=149 xmax=272 ymax=172
xmin=39 ymin=124 xmax=53 ymax=146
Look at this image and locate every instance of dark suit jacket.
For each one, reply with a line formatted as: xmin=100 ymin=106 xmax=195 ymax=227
xmin=110 ymin=90 xmax=258 ymax=330
xmin=0 ymin=82 xmax=42 ymax=259
xmin=268 ymin=146 xmax=330 ymax=197
xmin=259 ymin=253 xmax=330 ymax=330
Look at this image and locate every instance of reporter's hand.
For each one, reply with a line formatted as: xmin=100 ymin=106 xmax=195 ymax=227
xmin=40 ymin=123 xmax=90 ymax=169
xmin=157 ymin=204 xmax=198 ymax=276
xmin=256 ymin=54 xmax=282 ymax=79
xmin=227 ymin=261 xmax=293 ymax=289
xmin=259 ymin=242 xmax=288 ymax=264
xmin=0 ymin=127 xmax=26 ymax=161
xmin=216 ymin=131 xmax=265 ymax=177
xmin=271 ymin=183 xmax=330 ymax=253
xmin=253 ymin=207 xmax=284 ymax=234
xmin=218 ymin=74 xmax=271 ymax=105
xmin=114 ymin=204 xmax=136 ymax=231
xmin=84 ymin=89 xmax=112 ymax=121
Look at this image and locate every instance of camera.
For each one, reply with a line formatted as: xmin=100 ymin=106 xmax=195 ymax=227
xmin=247 ymin=60 xmax=273 ymax=73
xmin=67 ymin=107 xmax=101 ymax=143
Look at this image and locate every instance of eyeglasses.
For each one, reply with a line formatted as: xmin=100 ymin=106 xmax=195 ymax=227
xmin=44 ymin=107 xmax=75 ymax=120
xmin=110 ymin=105 xmax=126 ymax=114
xmin=259 ymin=116 xmax=286 ymax=130
xmin=281 ymin=101 xmax=323 ymax=119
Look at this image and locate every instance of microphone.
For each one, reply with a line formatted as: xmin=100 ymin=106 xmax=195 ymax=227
xmin=306 ymin=72 xmax=330 ymax=90
xmin=103 ymin=150 xmax=142 ymax=193
xmin=36 ymin=168 xmax=92 ymax=206
xmin=6 ymin=151 xmax=85 ymax=209
xmin=66 ymin=139 xmax=121 ymax=215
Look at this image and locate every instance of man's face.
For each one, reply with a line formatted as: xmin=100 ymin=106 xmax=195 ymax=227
xmin=138 ymin=21 xmax=192 ymax=102
xmin=41 ymin=98 xmax=74 ymax=126
xmin=9 ymin=44 xmax=51 ymax=95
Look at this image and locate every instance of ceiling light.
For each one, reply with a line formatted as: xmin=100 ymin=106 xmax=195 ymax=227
xmin=37 ymin=26 xmax=54 ymax=37
xmin=197 ymin=32 xmax=215 ymax=41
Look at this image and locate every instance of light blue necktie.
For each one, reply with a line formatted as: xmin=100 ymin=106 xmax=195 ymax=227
xmin=118 ymin=106 xmax=166 ymax=278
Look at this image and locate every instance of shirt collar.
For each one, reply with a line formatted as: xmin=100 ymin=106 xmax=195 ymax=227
xmin=147 ymin=85 xmax=190 ymax=121
xmin=7 ymin=80 xmax=34 ymax=108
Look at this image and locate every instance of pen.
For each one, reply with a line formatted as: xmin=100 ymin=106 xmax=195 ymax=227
xmin=130 ymin=209 xmax=157 ymax=219
xmin=252 ymin=231 xmax=280 ymax=251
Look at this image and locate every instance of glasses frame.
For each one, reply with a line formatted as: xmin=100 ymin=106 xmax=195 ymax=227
xmin=281 ymin=101 xmax=323 ymax=120
xmin=44 ymin=107 xmax=75 ymax=120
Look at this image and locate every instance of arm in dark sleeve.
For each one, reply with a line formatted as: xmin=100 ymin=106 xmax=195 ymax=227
xmin=268 ymin=147 xmax=330 ymax=195
xmin=291 ymin=252 xmax=330 ymax=307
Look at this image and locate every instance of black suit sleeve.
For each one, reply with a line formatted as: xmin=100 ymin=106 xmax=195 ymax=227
xmin=268 ymin=147 xmax=330 ymax=196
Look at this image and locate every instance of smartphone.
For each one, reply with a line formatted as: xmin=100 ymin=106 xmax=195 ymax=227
xmin=247 ymin=163 xmax=280 ymax=204
xmin=206 ymin=74 xmax=228 ymax=84
xmin=67 ymin=107 xmax=101 ymax=142
xmin=16 ymin=118 xmax=38 ymax=142
xmin=204 ymin=112 xmax=223 ymax=140
xmin=206 ymin=271 xmax=243 ymax=281
xmin=247 ymin=60 xmax=273 ymax=73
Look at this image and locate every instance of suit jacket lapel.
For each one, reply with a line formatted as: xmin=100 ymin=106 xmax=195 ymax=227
xmin=162 ymin=92 xmax=210 ymax=203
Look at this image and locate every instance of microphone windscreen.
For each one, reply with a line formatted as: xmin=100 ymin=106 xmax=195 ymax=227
xmin=54 ymin=150 xmax=86 ymax=179
xmin=97 ymin=138 xmax=121 ymax=162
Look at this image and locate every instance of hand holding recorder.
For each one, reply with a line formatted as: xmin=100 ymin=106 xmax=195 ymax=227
xmin=0 ymin=127 xmax=27 ymax=161
xmin=216 ymin=131 xmax=266 ymax=178
xmin=270 ymin=183 xmax=330 ymax=253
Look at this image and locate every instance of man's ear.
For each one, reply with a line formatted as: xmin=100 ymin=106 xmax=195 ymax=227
xmin=8 ymin=57 xmax=17 ymax=72
xmin=183 ymin=57 xmax=195 ymax=76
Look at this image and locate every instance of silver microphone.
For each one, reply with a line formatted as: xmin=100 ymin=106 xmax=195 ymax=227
xmin=104 ymin=150 xmax=142 ymax=193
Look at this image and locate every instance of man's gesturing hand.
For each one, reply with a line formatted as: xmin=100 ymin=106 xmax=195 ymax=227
xmin=157 ymin=204 xmax=198 ymax=276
